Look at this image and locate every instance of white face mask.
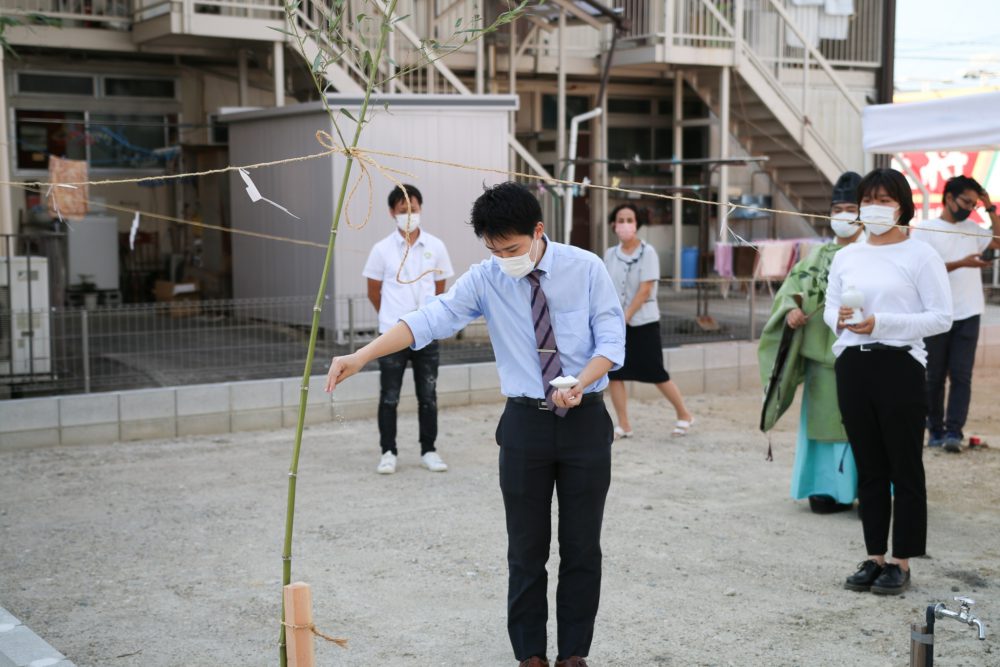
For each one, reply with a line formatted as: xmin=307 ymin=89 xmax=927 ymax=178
xmin=830 ymin=211 xmax=860 ymax=238
xmin=496 ymin=236 xmax=540 ymax=279
xmin=859 ymin=204 xmax=898 ymax=236
xmin=395 ymin=213 xmax=420 ymax=232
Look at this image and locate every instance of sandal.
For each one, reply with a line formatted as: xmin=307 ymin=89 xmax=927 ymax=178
xmin=671 ymin=418 xmax=695 ymax=437
xmin=614 ymin=426 xmax=634 ymax=439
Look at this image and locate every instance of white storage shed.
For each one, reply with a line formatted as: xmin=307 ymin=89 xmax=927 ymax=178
xmin=225 ymin=94 xmax=518 ymax=333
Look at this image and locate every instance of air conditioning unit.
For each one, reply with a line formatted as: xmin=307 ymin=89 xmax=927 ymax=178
xmin=0 ymin=256 xmax=51 ymax=377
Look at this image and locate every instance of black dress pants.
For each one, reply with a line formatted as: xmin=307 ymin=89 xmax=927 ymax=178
xmin=495 ymin=398 xmax=613 ymax=662
xmin=377 ymin=341 xmax=439 ymax=455
xmin=835 ymin=347 xmax=928 ymax=558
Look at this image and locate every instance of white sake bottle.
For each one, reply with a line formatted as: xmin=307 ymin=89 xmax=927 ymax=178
xmin=841 ymin=285 xmax=865 ymax=325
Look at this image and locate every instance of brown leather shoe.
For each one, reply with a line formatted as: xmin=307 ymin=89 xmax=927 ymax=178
xmin=518 ymin=658 xmax=549 ymax=667
xmin=555 ymin=658 xmax=588 ymax=667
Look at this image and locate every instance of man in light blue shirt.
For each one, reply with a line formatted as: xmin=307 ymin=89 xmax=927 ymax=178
xmin=327 ymin=182 xmax=624 ymax=667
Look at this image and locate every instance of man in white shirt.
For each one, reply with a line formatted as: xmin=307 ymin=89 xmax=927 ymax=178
xmin=362 ymin=184 xmax=455 ymax=474
xmin=910 ymin=175 xmax=1000 ymax=452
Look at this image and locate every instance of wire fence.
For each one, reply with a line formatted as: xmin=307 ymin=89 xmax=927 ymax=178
xmin=9 ymin=278 xmax=1000 ymax=399
xmin=1 ymin=279 xmax=780 ymax=398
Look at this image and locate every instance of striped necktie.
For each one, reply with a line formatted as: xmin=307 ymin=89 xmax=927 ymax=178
xmin=526 ymin=269 xmax=567 ymax=417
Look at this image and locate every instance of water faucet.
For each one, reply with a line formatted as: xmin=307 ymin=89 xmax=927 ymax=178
xmin=934 ymin=596 xmax=987 ymax=640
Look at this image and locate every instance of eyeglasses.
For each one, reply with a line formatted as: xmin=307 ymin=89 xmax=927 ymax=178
xmin=956 ymin=195 xmax=979 ymax=210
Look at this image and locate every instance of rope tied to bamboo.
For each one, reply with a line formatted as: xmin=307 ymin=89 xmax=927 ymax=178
xmin=280 ymin=620 xmax=348 ymax=648
xmin=314 ymin=130 xmax=442 ymax=285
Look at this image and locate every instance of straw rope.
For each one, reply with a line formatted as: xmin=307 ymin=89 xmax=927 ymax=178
xmin=4 ymin=132 xmax=998 ymax=247
xmin=279 ymin=620 xmax=348 ymax=648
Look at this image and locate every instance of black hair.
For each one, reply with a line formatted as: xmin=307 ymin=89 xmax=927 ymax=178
xmin=470 ymin=182 xmax=542 ymax=239
xmin=942 ymin=175 xmax=983 ymax=206
xmin=857 ymin=168 xmax=915 ymax=227
xmin=388 ymin=184 xmax=423 ymax=210
xmin=608 ymin=203 xmax=644 ymax=228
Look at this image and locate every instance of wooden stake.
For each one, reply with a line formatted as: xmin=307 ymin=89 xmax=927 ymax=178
xmin=283 ymin=582 xmax=315 ymax=667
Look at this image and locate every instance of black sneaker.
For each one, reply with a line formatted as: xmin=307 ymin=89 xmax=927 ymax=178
xmin=943 ymin=434 xmax=962 ymax=453
xmin=871 ymin=563 xmax=910 ymax=595
xmin=844 ymin=560 xmax=883 ymax=592
xmin=808 ymin=495 xmax=853 ymax=514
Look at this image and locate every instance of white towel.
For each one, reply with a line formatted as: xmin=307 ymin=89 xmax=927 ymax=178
xmin=786 ymin=6 xmax=820 ymax=49
xmin=818 ymin=13 xmax=849 ymax=39
xmin=824 ymin=0 xmax=854 ymax=16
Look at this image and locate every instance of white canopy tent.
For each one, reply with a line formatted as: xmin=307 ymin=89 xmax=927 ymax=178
xmin=862 ymin=91 xmax=1000 ymax=154
xmin=862 ymin=91 xmax=1000 ymax=219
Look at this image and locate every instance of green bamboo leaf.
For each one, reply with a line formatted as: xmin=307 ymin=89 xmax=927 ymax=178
xmin=455 ymin=18 xmax=462 ymax=27
xmin=392 ymin=13 xmax=410 ymax=23
xmin=312 ymin=51 xmax=324 ymax=73
xmin=340 ymin=107 xmax=359 ymax=123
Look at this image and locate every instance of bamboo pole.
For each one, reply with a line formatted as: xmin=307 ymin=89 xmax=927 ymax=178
xmin=278 ymin=2 xmax=398 ymax=664
xmin=283 ymin=582 xmax=316 ymax=667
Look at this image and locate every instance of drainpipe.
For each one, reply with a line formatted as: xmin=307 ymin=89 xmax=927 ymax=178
xmin=564 ymin=107 xmax=603 ymax=245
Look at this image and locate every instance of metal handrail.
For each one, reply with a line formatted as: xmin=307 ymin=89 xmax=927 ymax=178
xmin=736 ymin=32 xmax=849 ymax=174
xmin=763 ymin=0 xmax=863 ymax=115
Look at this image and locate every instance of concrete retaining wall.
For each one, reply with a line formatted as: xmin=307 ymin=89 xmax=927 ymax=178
xmin=4 ymin=325 xmax=1000 ymax=450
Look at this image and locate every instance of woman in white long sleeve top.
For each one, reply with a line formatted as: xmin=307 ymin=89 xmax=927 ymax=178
xmin=824 ymin=168 xmax=952 ymax=596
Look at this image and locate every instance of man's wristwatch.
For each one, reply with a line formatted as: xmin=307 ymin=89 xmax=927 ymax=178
xmin=986 ymin=204 xmax=997 ymax=214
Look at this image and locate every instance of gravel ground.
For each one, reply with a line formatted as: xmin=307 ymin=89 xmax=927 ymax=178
xmin=1 ymin=377 xmax=998 ymax=666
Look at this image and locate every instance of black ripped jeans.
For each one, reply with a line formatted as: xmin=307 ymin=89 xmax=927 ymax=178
xmin=377 ymin=341 xmax=439 ymax=455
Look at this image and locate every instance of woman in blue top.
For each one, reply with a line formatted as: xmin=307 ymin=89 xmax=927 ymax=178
xmin=603 ymin=203 xmax=694 ymax=438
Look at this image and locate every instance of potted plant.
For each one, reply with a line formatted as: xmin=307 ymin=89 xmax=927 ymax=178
xmin=78 ymin=274 xmax=99 ymax=310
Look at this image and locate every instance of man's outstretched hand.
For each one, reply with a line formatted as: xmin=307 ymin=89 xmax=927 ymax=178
xmin=325 ymin=353 xmax=365 ymax=392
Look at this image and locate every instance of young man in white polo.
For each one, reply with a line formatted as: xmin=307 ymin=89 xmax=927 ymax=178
xmin=911 ymin=175 xmax=1000 ymax=452
xmin=362 ymin=184 xmax=454 ymax=474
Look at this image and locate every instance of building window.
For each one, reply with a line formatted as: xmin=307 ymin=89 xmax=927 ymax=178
xmin=88 ymin=114 xmax=171 ymax=169
xmin=608 ymin=98 xmax=652 ymax=115
xmin=103 ymin=77 xmax=176 ymax=99
xmin=17 ymin=73 xmax=95 ymax=96
xmin=541 ymin=94 xmax=591 ymax=130
xmin=15 ymin=110 xmax=87 ymax=170
xmin=14 ymin=110 xmax=174 ymax=171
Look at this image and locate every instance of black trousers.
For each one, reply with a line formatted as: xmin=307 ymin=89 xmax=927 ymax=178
xmin=925 ymin=315 xmax=980 ymax=439
xmin=495 ymin=398 xmax=613 ymax=662
xmin=835 ymin=347 xmax=928 ymax=559
xmin=377 ymin=341 xmax=439 ymax=455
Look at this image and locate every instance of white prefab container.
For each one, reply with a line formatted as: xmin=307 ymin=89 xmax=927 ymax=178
xmin=225 ymin=94 xmax=518 ymax=334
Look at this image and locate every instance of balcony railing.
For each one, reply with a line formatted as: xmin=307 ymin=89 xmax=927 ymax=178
xmin=615 ymin=0 xmax=882 ymax=70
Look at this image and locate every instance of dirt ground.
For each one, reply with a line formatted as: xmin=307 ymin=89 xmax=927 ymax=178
xmin=1 ymin=375 xmax=999 ymax=666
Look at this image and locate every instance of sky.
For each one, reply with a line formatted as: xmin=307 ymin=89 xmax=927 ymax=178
xmin=894 ymin=0 xmax=1000 ymax=91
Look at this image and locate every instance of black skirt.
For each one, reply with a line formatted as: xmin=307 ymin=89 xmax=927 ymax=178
xmin=608 ymin=321 xmax=670 ymax=383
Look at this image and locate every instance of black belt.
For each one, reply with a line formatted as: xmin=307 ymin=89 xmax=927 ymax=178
xmin=507 ymin=392 xmax=605 ymax=411
xmin=853 ymin=343 xmax=912 ymax=352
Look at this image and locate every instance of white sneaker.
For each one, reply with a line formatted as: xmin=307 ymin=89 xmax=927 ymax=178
xmin=420 ymin=451 xmax=448 ymax=472
xmin=376 ymin=451 xmax=397 ymax=475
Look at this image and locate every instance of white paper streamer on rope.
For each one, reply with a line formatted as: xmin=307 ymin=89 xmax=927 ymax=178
xmin=238 ymin=168 xmax=300 ymax=219
xmin=44 ymin=183 xmax=77 ymax=225
xmin=129 ymin=211 xmax=140 ymax=250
